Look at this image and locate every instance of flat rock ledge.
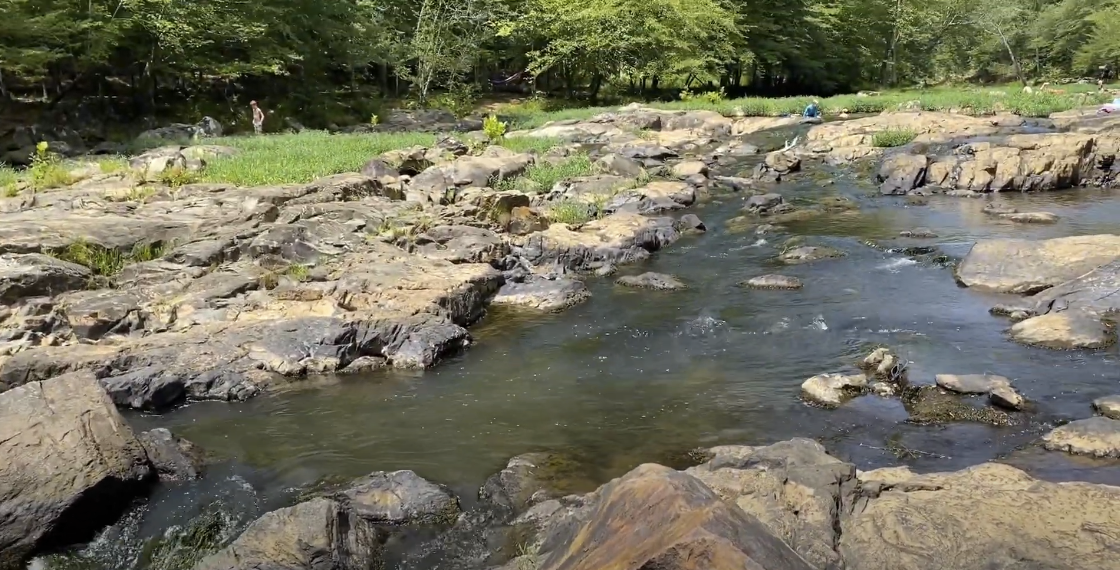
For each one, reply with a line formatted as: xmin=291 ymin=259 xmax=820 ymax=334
xmin=740 ymin=274 xmax=803 ymax=290
xmin=1043 ymin=416 xmax=1120 ymax=458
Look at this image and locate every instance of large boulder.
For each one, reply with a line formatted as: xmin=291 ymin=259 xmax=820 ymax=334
xmin=0 ymin=253 xmax=92 ymax=305
xmin=191 ymin=498 xmax=380 ymax=570
xmin=534 ymin=463 xmax=815 ymax=570
xmin=955 ymin=235 xmax=1120 ymax=293
xmin=0 ymin=372 xmax=153 ymax=567
xmin=843 ymin=462 xmax=1120 ymax=570
xmin=335 ymin=470 xmax=460 ymax=526
xmin=511 ymin=213 xmax=680 ymax=272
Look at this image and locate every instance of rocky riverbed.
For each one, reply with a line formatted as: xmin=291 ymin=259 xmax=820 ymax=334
xmin=3 ymin=103 xmax=1120 ymax=570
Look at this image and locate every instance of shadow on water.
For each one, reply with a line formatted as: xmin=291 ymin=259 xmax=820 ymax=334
xmin=60 ymin=123 xmax=1120 ymax=568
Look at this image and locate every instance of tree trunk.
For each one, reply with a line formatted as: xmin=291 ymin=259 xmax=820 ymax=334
xmin=995 ymin=25 xmax=1026 ymax=85
xmin=589 ymin=73 xmax=602 ymax=103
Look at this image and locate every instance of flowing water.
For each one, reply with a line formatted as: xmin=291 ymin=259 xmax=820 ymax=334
xmin=57 ymin=125 xmax=1120 ymax=568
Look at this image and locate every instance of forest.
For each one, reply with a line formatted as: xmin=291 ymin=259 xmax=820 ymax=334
xmin=1 ymin=0 xmax=1118 ymax=127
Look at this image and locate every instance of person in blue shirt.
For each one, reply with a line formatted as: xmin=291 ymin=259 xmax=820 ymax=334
xmin=803 ymin=99 xmax=821 ymax=118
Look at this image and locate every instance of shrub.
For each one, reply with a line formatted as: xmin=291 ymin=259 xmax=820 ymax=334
xmin=547 ymin=200 xmax=599 ymax=225
xmin=50 ymin=239 xmax=167 ymax=276
xmin=872 ymin=128 xmax=918 ymax=148
xmin=29 ymin=141 xmax=74 ymax=190
xmin=483 ymin=114 xmax=507 ymax=141
xmin=494 ymin=154 xmax=597 ymax=193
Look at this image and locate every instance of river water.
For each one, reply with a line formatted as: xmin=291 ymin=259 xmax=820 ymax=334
xmin=56 ymin=125 xmax=1120 ymax=568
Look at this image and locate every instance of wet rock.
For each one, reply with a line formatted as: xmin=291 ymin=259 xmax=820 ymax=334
xmin=997 ymin=211 xmax=1059 ymax=224
xmin=686 ymin=439 xmax=857 ymax=569
xmin=1009 ymin=310 xmax=1113 ymax=350
xmin=989 ymin=303 xmax=1034 ymax=321
xmin=713 ymin=176 xmax=754 ymax=192
xmin=615 ymin=272 xmax=686 ymax=291
xmin=595 ymin=154 xmax=645 ymax=178
xmin=675 ymin=214 xmax=706 ymax=233
xmin=617 ymin=143 xmax=676 ymax=160
xmin=491 ymin=276 xmax=590 ymax=312
xmin=0 ymin=372 xmax=153 ymax=566
xmin=138 ymin=428 xmax=205 ymax=481
xmin=1042 ymin=417 xmax=1120 ymax=457
xmin=989 ymin=384 xmax=1025 ymax=411
xmin=0 ymin=253 xmax=92 ymax=305
xmin=902 ymin=385 xmax=1014 ymax=425
xmin=801 ymin=373 xmax=867 ymax=407
xmin=899 ymin=228 xmax=937 ymax=238
xmin=845 ymin=462 xmax=1120 ymax=570
xmin=955 ymin=235 xmax=1120 ymax=293
xmin=534 ymin=464 xmax=814 ymax=570
xmin=511 ymin=213 xmax=680 ymax=271
xmin=671 ymin=160 xmax=708 ymax=178
xmin=764 ymin=151 xmax=801 ymax=173
xmin=336 ymin=470 xmax=460 ymax=526
xmin=934 ymin=373 xmax=1012 ymax=394
xmin=878 ymin=153 xmax=928 ymax=195
xmin=860 ymin=347 xmax=904 ymax=381
xmin=740 ymin=274 xmax=803 ymax=290
xmin=780 ymin=245 xmax=845 ymax=264
xmin=480 ymin=452 xmax=589 ymax=515
xmin=191 ymin=498 xmax=380 ymax=570
xmin=743 ymin=193 xmax=783 ymax=213
xmin=1093 ymin=395 xmax=1120 ymax=420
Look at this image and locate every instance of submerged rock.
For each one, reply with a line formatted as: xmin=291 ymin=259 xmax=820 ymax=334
xmin=934 ymin=373 xmax=1012 ymax=394
xmin=801 ymin=373 xmax=867 ymax=407
xmin=740 ymin=274 xmax=803 ymax=290
xmin=0 ymin=372 xmax=153 ymax=566
xmin=615 ymin=272 xmax=686 ymax=290
xmin=1093 ymin=395 xmax=1120 ymax=420
xmin=337 ymin=470 xmax=460 ymax=526
xmin=138 ymin=428 xmax=206 ymax=481
xmin=902 ymin=385 xmax=1015 ymax=425
xmin=491 ymin=276 xmax=590 ymax=312
xmin=192 ymin=498 xmax=380 ymax=570
xmin=534 ymin=464 xmax=814 ymax=570
xmin=1042 ymin=417 xmax=1120 ymax=458
xmin=779 ymin=245 xmax=845 ymax=264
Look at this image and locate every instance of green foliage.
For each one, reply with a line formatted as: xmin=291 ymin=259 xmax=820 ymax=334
xmin=200 ymin=131 xmax=438 ymax=186
xmin=873 ymin=129 xmax=918 ymax=147
xmin=546 ymin=200 xmax=599 ymax=225
xmin=50 ymin=239 xmax=168 ymax=276
xmin=483 ymin=114 xmax=508 ymax=141
xmin=28 ymin=142 xmax=74 ymax=191
xmin=137 ymin=504 xmax=234 ymax=570
xmin=0 ymin=167 xmax=18 ymax=197
xmin=496 ymin=136 xmax=565 ymax=154
xmin=159 ymin=167 xmax=199 ymax=188
xmin=286 ymin=263 xmax=311 ymax=282
xmin=494 ymin=154 xmax=598 ymax=193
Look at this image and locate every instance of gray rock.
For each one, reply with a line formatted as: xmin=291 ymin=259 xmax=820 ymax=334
xmin=955 ymin=235 xmax=1120 ymax=294
xmin=878 ymin=153 xmax=928 ymax=195
xmin=1009 ymin=310 xmax=1113 ymax=350
xmin=671 ymin=160 xmax=708 ymax=178
xmin=741 ymin=274 xmax=803 ymax=290
xmin=595 ymin=154 xmax=646 ymax=178
xmin=801 ymin=373 xmax=868 ymax=407
xmin=934 ymin=373 xmax=1012 ymax=394
xmin=138 ymin=428 xmax=205 ymax=481
xmin=615 ymin=272 xmax=686 ymax=290
xmin=744 ymin=193 xmax=784 ymax=213
xmin=675 ymin=214 xmax=706 ymax=233
xmin=415 ymin=225 xmax=508 ymax=265
xmin=0 ymin=253 xmax=92 ymax=305
xmin=1043 ymin=416 xmax=1120 ymax=457
xmin=337 ymin=470 xmax=459 ymax=526
xmin=0 ymin=372 xmax=153 ymax=566
xmin=491 ymin=276 xmax=590 ymax=312
xmin=1093 ymin=395 xmax=1120 ymax=420
xmin=780 ymin=245 xmax=845 ymax=264
xmin=191 ymin=498 xmax=380 ymax=570
xmin=989 ymin=385 xmax=1025 ymax=410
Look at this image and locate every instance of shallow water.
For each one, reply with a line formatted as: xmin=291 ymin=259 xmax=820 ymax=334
xmin=100 ymin=130 xmax=1120 ymax=565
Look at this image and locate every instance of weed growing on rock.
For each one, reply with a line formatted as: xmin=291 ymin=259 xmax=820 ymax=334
xmin=495 ymin=154 xmax=598 ymax=193
xmin=873 ymin=128 xmax=918 ymax=148
xmin=547 ymin=199 xmax=599 ymax=225
xmin=483 ymin=114 xmax=507 ymax=141
xmin=158 ymin=166 xmax=199 ymax=188
xmin=200 ymin=130 xmax=438 ymax=186
xmin=496 ymin=136 xmax=564 ymax=155
xmin=96 ymin=157 xmax=128 ymax=174
xmin=29 ymin=141 xmax=74 ymax=191
xmin=0 ymin=167 xmax=18 ymax=197
xmin=285 ymin=263 xmax=310 ymax=281
xmin=51 ymin=239 xmax=167 ymax=276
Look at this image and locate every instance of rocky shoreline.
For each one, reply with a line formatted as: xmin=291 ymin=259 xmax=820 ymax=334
xmin=3 ymin=102 xmax=1120 ymax=569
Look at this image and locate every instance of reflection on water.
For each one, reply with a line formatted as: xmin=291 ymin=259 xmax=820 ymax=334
xmin=126 ymin=141 xmax=1120 ymax=542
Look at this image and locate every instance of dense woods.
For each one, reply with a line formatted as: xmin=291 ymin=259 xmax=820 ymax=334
xmin=1 ymin=0 xmax=1118 ymax=125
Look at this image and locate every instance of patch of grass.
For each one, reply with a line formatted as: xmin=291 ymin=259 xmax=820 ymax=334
xmin=28 ymin=144 xmax=75 ymax=191
xmin=546 ymin=199 xmax=600 ymax=225
xmin=495 ymin=154 xmax=599 ymax=193
xmin=0 ymin=167 xmax=19 ymax=197
xmin=496 ymin=136 xmax=565 ymax=155
xmin=872 ymin=128 xmax=918 ymax=148
xmin=96 ymin=157 xmax=128 ymax=174
xmin=50 ymin=239 xmax=168 ymax=276
xmin=285 ymin=263 xmax=310 ymax=282
xmin=159 ymin=166 xmax=199 ymax=188
xmin=199 ymin=130 xmax=439 ymax=186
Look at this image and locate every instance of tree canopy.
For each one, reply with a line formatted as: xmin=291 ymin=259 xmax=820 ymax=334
xmin=1 ymin=0 xmax=1117 ymax=121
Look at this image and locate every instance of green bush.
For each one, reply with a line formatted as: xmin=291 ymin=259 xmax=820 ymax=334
xmin=483 ymin=114 xmax=507 ymax=141
xmin=872 ymin=128 xmax=918 ymax=148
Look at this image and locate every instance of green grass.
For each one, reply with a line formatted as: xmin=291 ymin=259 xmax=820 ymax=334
xmin=873 ymin=128 xmax=918 ymax=148
xmin=547 ymin=199 xmax=600 ymax=225
xmin=199 ymin=130 xmax=439 ymax=186
xmin=502 ymin=84 xmax=1117 ymax=129
xmin=495 ymin=136 xmax=565 ymax=155
xmin=0 ymin=167 xmax=18 ymax=197
xmin=50 ymin=239 xmax=168 ymax=276
xmin=96 ymin=156 xmax=128 ymax=174
xmin=495 ymin=154 xmax=599 ymax=193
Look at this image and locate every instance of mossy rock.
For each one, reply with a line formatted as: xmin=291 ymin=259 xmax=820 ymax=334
xmin=902 ymin=385 xmax=1015 ymax=426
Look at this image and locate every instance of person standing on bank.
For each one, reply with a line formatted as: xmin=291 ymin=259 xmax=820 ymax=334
xmin=250 ymin=100 xmax=265 ymax=135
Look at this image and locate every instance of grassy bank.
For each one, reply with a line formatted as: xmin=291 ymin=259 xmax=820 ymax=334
xmin=500 ymin=83 xmax=1119 ymax=129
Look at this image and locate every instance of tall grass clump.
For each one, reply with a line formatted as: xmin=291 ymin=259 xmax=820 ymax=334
xmin=494 ymin=154 xmax=598 ymax=193
xmin=496 ymin=136 xmax=565 ymax=155
xmin=50 ymin=239 xmax=168 ymax=276
xmin=546 ymin=199 xmax=599 ymax=225
xmin=199 ymin=130 xmax=438 ymax=186
xmin=872 ymin=128 xmax=918 ymax=148
xmin=0 ymin=167 xmax=19 ymax=197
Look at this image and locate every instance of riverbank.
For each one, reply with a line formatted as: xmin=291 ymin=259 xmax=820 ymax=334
xmin=3 ymin=99 xmax=1120 ymax=569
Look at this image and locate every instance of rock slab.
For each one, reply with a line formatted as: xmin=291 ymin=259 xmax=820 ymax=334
xmin=0 ymin=372 xmax=153 ymax=567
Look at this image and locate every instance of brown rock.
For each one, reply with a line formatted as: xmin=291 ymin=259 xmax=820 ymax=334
xmin=536 ymin=463 xmax=814 ymax=570
xmin=955 ymin=235 xmax=1120 ymax=294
